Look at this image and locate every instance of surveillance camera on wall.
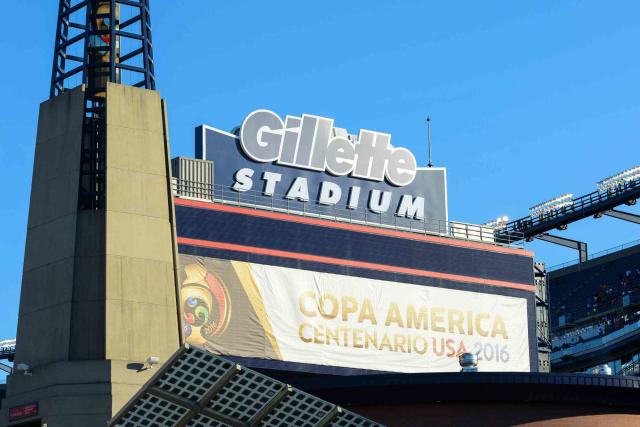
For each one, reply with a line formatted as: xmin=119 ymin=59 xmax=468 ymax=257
xmin=147 ymin=356 xmax=160 ymax=368
xmin=15 ymin=363 xmax=32 ymax=376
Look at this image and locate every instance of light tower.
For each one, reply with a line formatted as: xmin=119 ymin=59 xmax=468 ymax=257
xmin=50 ymin=0 xmax=156 ymax=210
xmin=2 ymin=1 xmax=180 ymax=426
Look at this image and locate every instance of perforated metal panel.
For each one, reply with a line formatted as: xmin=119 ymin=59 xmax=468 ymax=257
xmin=261 ymin=389 xmax=335 ymax=427
xmin=186 ymin=413 xmax=233 ymax=427
xmin=331 ymin=409 xmax=385 ymax=427
xmin=155 ymin=348 xmax=235 ymax=402
xmin=110 ymin=345 xmax=383 ymax=427
xmin=113 ymin=394 xmax=189 ymax=427
xmin=208 ymin=368 xmax=286 ymax=422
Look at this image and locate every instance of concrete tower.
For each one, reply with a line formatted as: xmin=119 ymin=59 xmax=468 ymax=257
xmin=2 ymin=2 xmax=180 ymax=426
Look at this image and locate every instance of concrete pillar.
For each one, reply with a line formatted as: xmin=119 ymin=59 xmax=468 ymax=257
xmin=2 ymin=83 xmax=180 ymax=426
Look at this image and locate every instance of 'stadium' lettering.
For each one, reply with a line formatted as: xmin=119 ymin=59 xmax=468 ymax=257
xmin=240 ymin=109 xmax=417 ymax=187
xmin=230 ymin=170 xmax=426 ymax=219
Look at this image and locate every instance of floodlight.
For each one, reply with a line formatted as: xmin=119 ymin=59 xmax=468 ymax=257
xmin=482 ymin=215 xmax=510 ymax=229
xmin=597 ymin=166 xmax=640 ymax=193
xmin=0 ymin=338 xmax=16 ymax=349
xmin=529 ymin=194 xmax=574 ymax=218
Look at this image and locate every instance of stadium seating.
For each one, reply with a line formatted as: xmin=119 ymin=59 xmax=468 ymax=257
xmin=550 ymin=255 xmax=640 ymax=352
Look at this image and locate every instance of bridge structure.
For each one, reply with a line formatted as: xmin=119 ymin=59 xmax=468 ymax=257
xmin=496 ymin=175 xmax=640 ymax=263
xmin=0 ymin=339 xmax=16 ymax=376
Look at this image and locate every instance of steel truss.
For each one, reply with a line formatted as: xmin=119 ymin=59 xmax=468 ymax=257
xmin=497 ymin=177 xmax=640 ymax=244
xmin=50 ymin=0 xmax=156 ymax=209
xmin=50 ymin=0 xmax=155 ymax=98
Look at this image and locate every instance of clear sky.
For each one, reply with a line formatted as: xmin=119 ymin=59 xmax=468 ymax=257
xmin=1 ymin=1 xmax=639 ymax=376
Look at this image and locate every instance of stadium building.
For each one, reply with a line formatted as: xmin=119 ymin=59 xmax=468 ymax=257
xmin=2 ymin=1 xmax=640 ymax=426
xmin=493 ymin=151 xmax=640 ymax=381
xmin=170 ymin=113 xmax=537 ymax=376
xmin=549 ymin=241 xmax=640 ymax=374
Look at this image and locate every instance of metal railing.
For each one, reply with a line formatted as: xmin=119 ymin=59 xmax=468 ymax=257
xmin=549 ymin=238 xmax=640 ymax=271
xmin=618 ymin=358 xmax=640 ymax=376
xmin=172 ymin=178 xmax=525 ymax=248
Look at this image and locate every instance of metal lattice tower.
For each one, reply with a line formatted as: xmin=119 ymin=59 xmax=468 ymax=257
xmin=50 ymin=0 xmax=156 ymax=209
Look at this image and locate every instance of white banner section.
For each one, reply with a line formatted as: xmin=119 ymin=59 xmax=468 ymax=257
xmin=251 ymin=264 xmax=530 ymax=373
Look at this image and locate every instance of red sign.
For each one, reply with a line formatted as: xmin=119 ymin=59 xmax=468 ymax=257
xmin=9 ymin=402 xmax=38 ymax=421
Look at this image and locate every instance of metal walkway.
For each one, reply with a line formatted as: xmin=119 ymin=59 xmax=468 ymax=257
xmin=497 ymin=177 xmax=640 ymax=243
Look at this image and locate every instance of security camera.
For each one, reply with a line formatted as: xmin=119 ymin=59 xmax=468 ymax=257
xmin=147 ymin=356 xmax=160 ymax=368
xmin=15 ymin=363 xmax=32 ymax=376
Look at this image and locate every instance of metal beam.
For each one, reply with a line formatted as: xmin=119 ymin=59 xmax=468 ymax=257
xmin=604 ymin=209 xmax=640 ymax=224
xmin=50 ymin=0 xmax=156 ymax=99
xmin=536 ymin=233 xmax=588 ymax=263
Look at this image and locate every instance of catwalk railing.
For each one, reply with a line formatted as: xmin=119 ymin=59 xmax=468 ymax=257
xmin=172 ymin=178 xmax=525 ymax=248
xmin=549 ymin=238 xmax=640 ymax=272
xmin=618 ymin=357 xmax=640 ymax=376
xmin=0 ymin=338 xmax=16 ymax=361
xmin=497 ymin=176 xmax=640 ymax=242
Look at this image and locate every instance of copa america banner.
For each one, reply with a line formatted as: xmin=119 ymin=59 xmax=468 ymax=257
xmin=180 ymin=254 xmax=530 ymax=373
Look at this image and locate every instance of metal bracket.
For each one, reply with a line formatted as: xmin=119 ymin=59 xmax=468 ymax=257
xmin=0 ymin=362 xmax=12 ymax=375
xmin=536 ymin=233 xmax=588 ymax=263
xmin=604 ymin=209 xmax=640 ymax=224
xmin=535 ymin=295 xmax=549 ymax=307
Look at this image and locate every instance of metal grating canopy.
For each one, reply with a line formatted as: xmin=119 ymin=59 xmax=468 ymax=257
xmin=110 ymin=345 xmax=384 ymax=427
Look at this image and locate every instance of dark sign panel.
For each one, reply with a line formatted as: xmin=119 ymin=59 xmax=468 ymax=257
xmin=195 ymin=110 xmax=448 ymax=229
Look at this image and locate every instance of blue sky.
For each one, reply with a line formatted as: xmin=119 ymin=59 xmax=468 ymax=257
xmin=1 ymin=1 xmax=639 ymax=374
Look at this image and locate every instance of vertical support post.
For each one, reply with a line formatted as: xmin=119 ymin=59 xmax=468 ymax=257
xmin=426 ymin=116 xmax=433 ymax=168
xmin=578 ymin=242 xmax=588 ymax=263
xmin=50 ymin=1 xmax=66 ymax=98
xmin=109 ymin=0 xmax=117 ymax=83
xmin=82 ymin=0 xmax=92 ymax=88
xmin=141 ymin=0 xmax=155 ymax=89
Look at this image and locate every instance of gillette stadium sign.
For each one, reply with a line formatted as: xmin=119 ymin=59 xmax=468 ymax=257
xmin=196 ymin=109 xmax=448 ymax=226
